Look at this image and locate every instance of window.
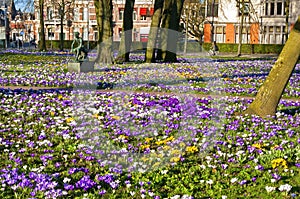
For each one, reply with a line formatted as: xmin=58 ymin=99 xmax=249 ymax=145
xmin=133 ymin=10 xmax=137 ymax=20
xmin=48 ymin=28 xmax=54 ymax=40
xmin=277 ymin=2 xmax=282 ymax=15
xmin=74 ymin=8 xmax=79 ymax=21
xmin=275 ymin=26 xmax=281 ymax=33
xmin=83 ymin=7 xmax=88 ymax=21
xmin=94 ymin=32 xmax=98 ymax=41
xmin=207 ymin=0 xmax=218 ymax=17
xmin=235 ymin=25 xmax=250 ymax=44
xmin=263 ymin=25 xmax=285 ymax=44
xmin=269 ymin=26 xmax=273 ymax=33
xmin=83 ymin=27 xmax=88 ymax=40
xmin=118 ymin=28 xmax=122 ymax=40
xmin=47 ymin=7 xmax=53 ymax=20
xmin=264 ymin=0 xmax=285 ymax=16
xmin=270 ymin=3 xmax=274 ymax=15
xmin=119 ymin=9 xmax=124 ymax=21
xmin=215 ymin=26 xmax=225 ymax=43
xmin=73 ymin=27 xmax=79 ymax=39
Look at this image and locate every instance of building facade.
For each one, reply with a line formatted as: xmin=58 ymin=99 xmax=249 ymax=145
xmin=112 ymin=0 xmax=154 ymax=42
xmin=32 ymin=0 xmax=154 ymax=45
xmin=204 ymin=0 xmax=300 ymax=44
xmin=3 ymin=0 xmax=300 ymax=48
xmin=0 ymin=0 xmax=18 ymax=47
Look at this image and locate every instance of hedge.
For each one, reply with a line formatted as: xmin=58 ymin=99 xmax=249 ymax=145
xmin=43 ymin=40 xmax=284 ymax=54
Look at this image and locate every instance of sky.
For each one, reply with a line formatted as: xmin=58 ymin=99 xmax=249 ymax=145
xmin=14 ymin=0 xmax=33 ymax=12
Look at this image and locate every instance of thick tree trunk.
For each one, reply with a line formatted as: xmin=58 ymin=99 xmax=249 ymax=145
xmin=159 ymin=0 xmax=172 ymax=61
xmin=94 ymin=0 xmax=113 ymax=64
xmin=164 ymin=0 xmax=184 ymax=62
xmin=39 ymin=0 xmax=46 ymax=51
xmin=243 ymin=16 xmax=300 ymax=118
xmin=145 ymin=0 xmax=164 ymax=63
xmin=158 ymin=0 xmax=183 ymax=62
xmin=117 ymin=0 xmax=135 ymax=62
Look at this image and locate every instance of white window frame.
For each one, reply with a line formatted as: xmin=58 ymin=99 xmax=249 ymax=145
xmin=74 ymin=8 xmax=79 ymax=21
xmin=264 ymin=0 xmax=284 ymax=16
xmin=133 ymin=10 xmax=137 ymax=21
xmin=47 ymin=7 xmax=53 ymax=20
xmin=83 ymin=27 xmax=88 ymax=40
xmin=119 ymin=9 xmax=124 ymax=21
xmin=83 ymin=7 xmax=88 ymax=21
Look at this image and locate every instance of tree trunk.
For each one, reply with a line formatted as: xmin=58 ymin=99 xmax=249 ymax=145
xmin=164 ymin=0 xmax=184 ymax=62
xmin=94 ymin=0 xmax=113 ymax=64
xmin=237 ymin=0 xmax=244 ymax=57
xmin=39 ymin=0 xmax=46 ymax=51
xmin=60 ymin=4 xmax=64 ymax=51
xmin=159 ymin=0 xmax=172 ymax=61
xmin=117 ymin=0 xmax=135 ymax=62
xmin=145 ymin=0 xmax=164 ymax=63
xmin=243 ymin=16 xmax=300 ymax=118
xmin=94 ymin=0 xmax=103 ymax=62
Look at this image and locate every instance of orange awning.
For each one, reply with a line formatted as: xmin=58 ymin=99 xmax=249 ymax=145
xmin=140 ymin=8 xmax=147 ymax=15
xmin=150 ymin=8 xmax=154 ymax=15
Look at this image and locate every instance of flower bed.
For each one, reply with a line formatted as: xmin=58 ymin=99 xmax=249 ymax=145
xmin=0 ymin=53 xmax=299 ymax=198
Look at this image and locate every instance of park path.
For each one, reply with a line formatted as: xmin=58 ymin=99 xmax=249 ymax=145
xmin=1 ymin=85 xmax=299 ymax=102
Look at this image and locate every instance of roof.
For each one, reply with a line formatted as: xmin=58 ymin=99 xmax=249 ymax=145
xmin=0 ymin=0 xmax=17 ymax=20
xmin=0 ymin=0 xmax=13 ymax=7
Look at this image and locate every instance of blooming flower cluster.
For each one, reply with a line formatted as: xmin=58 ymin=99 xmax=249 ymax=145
xmin=0 ymin=52 xmax=299 ymax=198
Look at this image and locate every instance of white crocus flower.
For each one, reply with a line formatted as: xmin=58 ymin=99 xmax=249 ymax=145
xmin=63 ymin=177 xmax=71 ymax=183
xmin=206 ymin=179 xmax=213 ymax=184
xmin=265 ymin=186 xmax=276 ymax=193
xmin=230 ymin=178 xmax=238 ymax=183
xmin=278 ymin=184 xmax=292 ymax=192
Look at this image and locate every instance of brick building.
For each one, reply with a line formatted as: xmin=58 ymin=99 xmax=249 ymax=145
xmin=4 ymin=0 xmax=300 ymax=48
xmin=32 ymin=0 xmax=154 ymax=45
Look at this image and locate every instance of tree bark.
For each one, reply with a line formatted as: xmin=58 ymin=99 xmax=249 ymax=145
xmin=159 ymin=0 xmax=183 ymax=62
xmin=60 ymin=3 xmax=65 ymax=51
xmin=164 ymin=0 xmax=184 ymax=62
xmin=243 ymin=16 xmax=300 ymax=118
xmin=145 ymin=0 xmax=164 ymax=63
xmin=94 ymin=0 xmax=113 ymax=64
xmin=158 ymin=0 xmax=172 ymax=61
xmin=39 ymin=0 xmax=47 ymax=51
xmin=117 ymin=0 xmax=135 ymax=62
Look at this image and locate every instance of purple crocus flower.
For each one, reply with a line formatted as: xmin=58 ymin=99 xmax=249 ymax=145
xmin=272 ymin=173 xmax=281 ymax=181
xmin=239 ymin=180 xmax=247 ymax=185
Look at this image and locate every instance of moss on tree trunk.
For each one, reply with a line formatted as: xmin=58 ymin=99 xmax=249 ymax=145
xmin=243 ymin=16 xmax=300 ymax=118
